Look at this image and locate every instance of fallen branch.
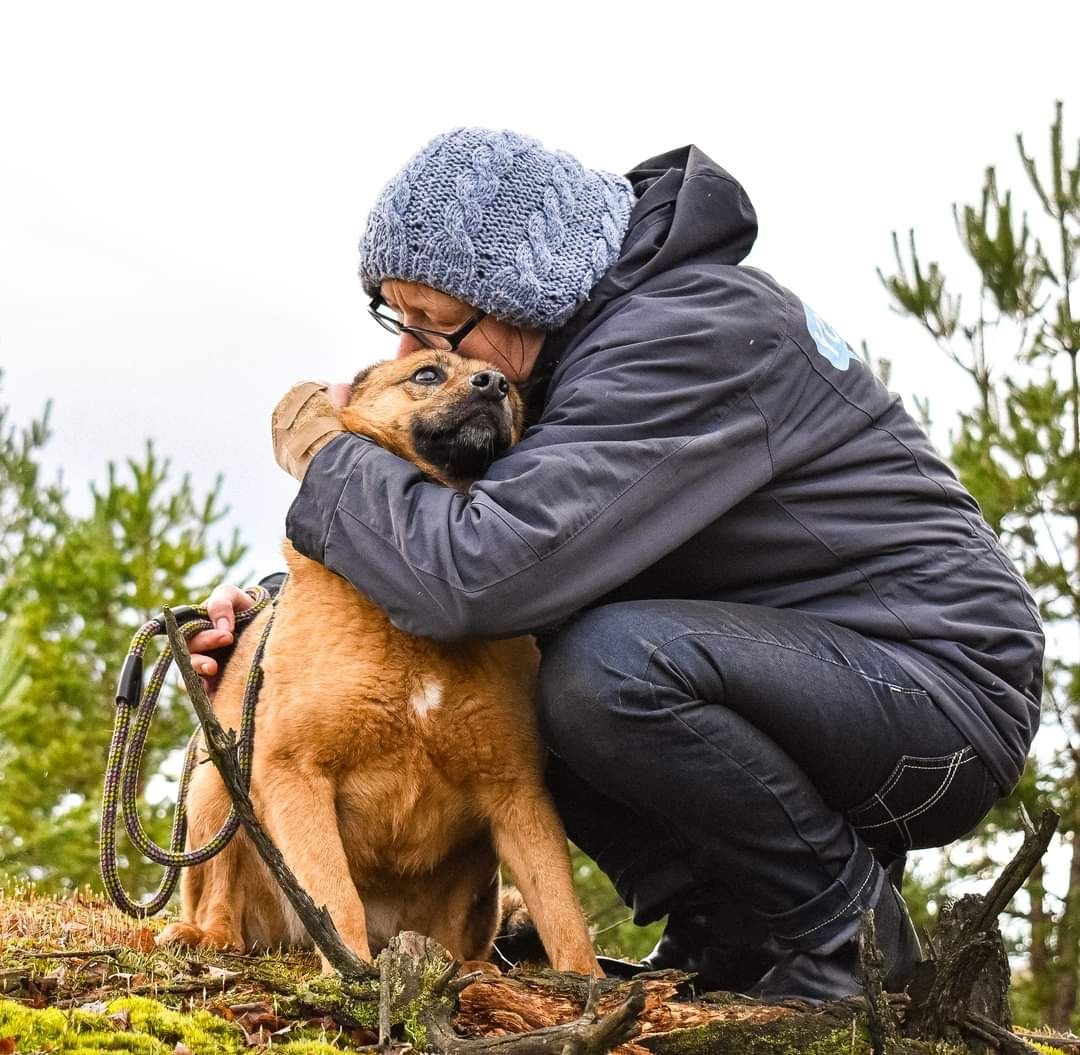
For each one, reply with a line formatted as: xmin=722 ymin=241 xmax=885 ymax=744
xmin=962 ymin=1011 xmax=1042 ymax=1054
xmin=15 ymin=948 xmax=121 ymax=960
xmin=1015 ymin=1031 xmax=1080 ymax=1051
xmin=376 ymin=931 xmax=646 ymax=1055
xmin=163 ymin=606 xmax=370 ymax=980
xmin=905 ymin=806 xmax=1061 ymax=1051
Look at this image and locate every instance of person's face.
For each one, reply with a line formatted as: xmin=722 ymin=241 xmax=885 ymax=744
xmin=378 ymin=279 xmax=545 ymax=383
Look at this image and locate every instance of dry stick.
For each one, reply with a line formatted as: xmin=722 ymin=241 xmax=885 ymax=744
xmin=15 ymin=948 xmax=122 ymax=959
xmin=355 ymin=930 xmax=645 ymax=1055
xmin=962 ymin=1011 xmax=1043 ymax=1055
xmin=163 ymin=607 xmax=369 ymax=979
xmin=1016 ymin=1032 xmax=1080 ymax=1050
xmin=973 ymin=805 xmax=1060 ymax=934
xmin=857 ymin=909 xmax=895 ymax=1055
xmin=425 ymin=975 xmax=647 ymax=1055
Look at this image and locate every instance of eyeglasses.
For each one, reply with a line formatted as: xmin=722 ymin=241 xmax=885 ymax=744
xmin=367 ymin=294 xmax=486 ymax=352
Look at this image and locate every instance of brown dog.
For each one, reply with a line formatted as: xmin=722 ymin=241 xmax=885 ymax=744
xmin=157 ymin=350 xmax=600 ymax=976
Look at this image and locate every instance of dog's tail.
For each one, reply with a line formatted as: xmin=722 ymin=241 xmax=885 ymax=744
xmin=491 ymin=884 xmax=547 ymax=970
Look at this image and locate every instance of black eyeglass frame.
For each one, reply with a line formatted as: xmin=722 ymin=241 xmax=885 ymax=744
xmin=367 ymin=294 xmax=486 ymax=352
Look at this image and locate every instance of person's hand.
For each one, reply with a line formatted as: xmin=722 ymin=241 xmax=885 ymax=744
xmin=185 ymin=584 xmax=256 ymax=696
xmin=271 ymin=381 xmax=349 ymax=480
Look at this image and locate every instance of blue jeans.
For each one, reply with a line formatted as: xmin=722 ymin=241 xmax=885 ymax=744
xmin=536 ymin=600 xmax=1001 ymax=951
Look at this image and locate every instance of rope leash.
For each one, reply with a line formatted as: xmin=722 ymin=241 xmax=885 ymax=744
xmin=99 ymin=585 xmax=278 ymax=918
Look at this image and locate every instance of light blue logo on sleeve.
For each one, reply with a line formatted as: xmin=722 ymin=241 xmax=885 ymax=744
xmin=803 ymin=303 xmax=853 ymax=371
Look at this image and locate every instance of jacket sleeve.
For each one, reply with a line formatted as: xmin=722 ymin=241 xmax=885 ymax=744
xmin=285 ymin=289 xmax=787 ymax=640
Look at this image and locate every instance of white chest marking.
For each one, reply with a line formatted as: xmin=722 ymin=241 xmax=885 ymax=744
xmin=409 ymin=676 xmax=443 ymax=718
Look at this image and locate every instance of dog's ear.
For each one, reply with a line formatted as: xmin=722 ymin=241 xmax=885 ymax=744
xmin=350 ymin=364 xmax=378 ymax=399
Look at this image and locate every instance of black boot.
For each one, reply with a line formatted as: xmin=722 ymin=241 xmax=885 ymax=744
xmin=598 ymin=910 xmax=777 ymax=993
xmin=748 ymin=866 xmax=922 ymax=1004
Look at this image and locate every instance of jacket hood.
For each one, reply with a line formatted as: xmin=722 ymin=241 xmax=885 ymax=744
xmin=539 ymin=145 xmax=758 ymax=361
xmin=618 ymin=144 xmax=758 ymax=275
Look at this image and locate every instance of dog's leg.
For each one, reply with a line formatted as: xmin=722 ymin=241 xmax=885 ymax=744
xmin=258 ymin=767 xmax=373 ymax=971
xmin=481 ymin=787 xmax=601 ymax=976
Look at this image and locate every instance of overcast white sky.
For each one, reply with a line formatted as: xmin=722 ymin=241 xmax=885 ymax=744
xmin=1 ymin=0 xmax=1077 ymax=583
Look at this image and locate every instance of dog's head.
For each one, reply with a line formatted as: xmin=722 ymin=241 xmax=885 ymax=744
xmin=339 ymin=350 xmax=524 ymax=488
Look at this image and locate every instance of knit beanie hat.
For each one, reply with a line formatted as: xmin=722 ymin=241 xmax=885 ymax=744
xmin=358 ymin=127 xmax=636 ymax=330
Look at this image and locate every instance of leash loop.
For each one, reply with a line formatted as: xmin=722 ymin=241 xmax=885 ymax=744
xmin=99 ymin=585 xmax=278 ymax=918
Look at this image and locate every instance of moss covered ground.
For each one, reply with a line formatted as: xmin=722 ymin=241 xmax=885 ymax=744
xmin=2 ymin=884 xmax=1076 ymax=1054
xmin=0 ymin=883 xmax=376 ymax=1053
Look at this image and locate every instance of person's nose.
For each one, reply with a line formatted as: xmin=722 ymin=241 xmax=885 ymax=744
xmin=396 ymin=333 xmax=423 ymax=358
xmin=469 ymin=369 xmax=510 ymax=401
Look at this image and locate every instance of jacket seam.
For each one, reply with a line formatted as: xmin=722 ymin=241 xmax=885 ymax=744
xmin=473 ymin=496 xmax=543 ymax=561
xmin=509 ymin=290 xmax=791 ymax=559
xmin=640 ymin=628 xmax=934 ymax=697
xmin=785 ymin=323 xmax=1036 ymax=636
xmin=749 ymin=391 xmax=775 ymax=475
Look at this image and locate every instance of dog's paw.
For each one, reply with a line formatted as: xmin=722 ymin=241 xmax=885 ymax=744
xmin=155 ymin=922 xmax=206 ymax=949
xmin=156 ymin=921 xmax=243 ymax=951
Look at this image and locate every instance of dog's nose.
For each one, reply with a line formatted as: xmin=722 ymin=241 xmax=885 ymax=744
xmin=469 ymin=370 xmax=509 ymax=402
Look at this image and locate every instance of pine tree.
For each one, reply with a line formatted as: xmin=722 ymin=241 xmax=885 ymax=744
xmin=878 ymin=101 xmax=1079 ymax=1030
xmin=0 ymin=381 xmax=246 ymax=895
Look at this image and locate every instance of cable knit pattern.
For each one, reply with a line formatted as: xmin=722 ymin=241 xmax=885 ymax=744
xmin=359 ymin=127 xmax=635 ymax=330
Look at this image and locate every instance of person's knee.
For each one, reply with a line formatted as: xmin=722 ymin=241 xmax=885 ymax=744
xmin=537 ymin=620 xmax=607 ymax=755
xmin=536 ymin=605 xmax=655 ymax=759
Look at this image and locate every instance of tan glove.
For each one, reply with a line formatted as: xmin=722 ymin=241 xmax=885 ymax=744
xmin=271 ymin=381 xmax=347 ymax=480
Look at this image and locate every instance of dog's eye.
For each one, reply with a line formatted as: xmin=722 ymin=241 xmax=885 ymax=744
xmin=410 ymin=366 xmax=445 ymax=385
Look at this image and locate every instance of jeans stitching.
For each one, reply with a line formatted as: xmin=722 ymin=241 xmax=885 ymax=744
xmin=894 ymin=751 xmax=967 ymax=825
xmin=852 ymin=750 xmax=974 ymax=833
xmin=641 ymin=628 xmax=932 ymax=698
xmin=848 ymin=747 xmax=975 ymax=818
xmin=852 ymin=752 xmax=967 ymax=830
xmin=626 ymin=629 xmax=927 ymax=888
xmin=903 ymin=753 xmax=964 ymax=845
xmin=775 ymin=859 xmax=878 ymax=941
xmin=874 ymin=792 xmax=908 ymax=848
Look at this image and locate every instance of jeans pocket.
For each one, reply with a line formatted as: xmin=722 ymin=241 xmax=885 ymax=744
xmin=846 ymin=746 xmax=993 ymax=852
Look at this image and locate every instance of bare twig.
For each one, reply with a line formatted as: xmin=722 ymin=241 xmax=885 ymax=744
xmin=1014 ymin=1031 xmax=1080 ymax=1050
xmin=963 ymin=1011 xmax=1043 ymax=1054
xmin=15 ymin=947 xmax=121 ymax=960
xmin=974 ymin=806 xmax=1060 ymax=932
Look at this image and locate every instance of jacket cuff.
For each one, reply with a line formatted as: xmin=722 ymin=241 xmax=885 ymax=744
xmin=285 ymin=432 xmax=374 ymax=564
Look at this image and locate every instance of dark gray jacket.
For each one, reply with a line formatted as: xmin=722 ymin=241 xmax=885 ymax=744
xmin=286 ymin=144 xmax=1044 ymax=795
